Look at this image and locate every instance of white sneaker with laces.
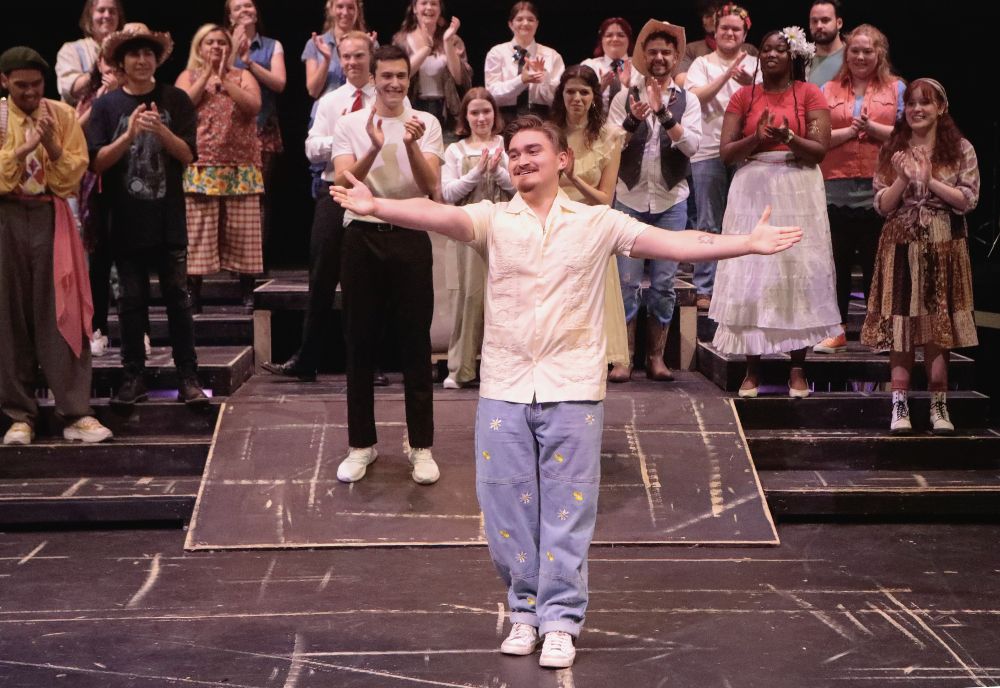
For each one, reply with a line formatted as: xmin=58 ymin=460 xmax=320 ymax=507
xmin=442 ymin=376 xmax=461 ymax=389
xmin=3 ymin=422 xmax=34 ymax=445
xmin=144 ymin=333 xmax=152 ymax=356
xmin=90 ymin=329 xmax=109 ymax=357
xmin=890 ymin=391 xmax=912 ymax=435
xmin=63 ymin=416 xmax=113 ymax=443
xmin=409 ymin=447 xmax=440 ymax=484
xmin=930 ymin=392 xmax=954 ymax=435
xmin=337 ymin=446 xmax=377 ymax=483
xmin=539 ymin=631 xmax=576 ymax=668
xmin=500 ymin=623 xmax=539 ymax=655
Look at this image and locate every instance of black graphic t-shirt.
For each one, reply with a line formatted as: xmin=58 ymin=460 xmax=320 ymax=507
xmin=86 ymin=83 xmax=197 ymax=253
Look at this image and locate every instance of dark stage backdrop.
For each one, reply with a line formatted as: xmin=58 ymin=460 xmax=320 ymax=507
xmin=3 ymin=1 xmax=997 ymax=270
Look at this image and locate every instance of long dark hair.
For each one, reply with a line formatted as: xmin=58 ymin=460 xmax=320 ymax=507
xmin=743 ymin=30 xmax=807 ymax=133
xmin=395 ymin=0 xmax=449 ymax=53
xmin=550 ymin=65 xmax=605 ymax=148
xmin=877 ymin=79 xmax=966 ymax=181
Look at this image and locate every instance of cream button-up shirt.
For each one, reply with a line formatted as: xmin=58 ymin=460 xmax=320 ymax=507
xmin=461 ymin=191 xmax=647 ymax=403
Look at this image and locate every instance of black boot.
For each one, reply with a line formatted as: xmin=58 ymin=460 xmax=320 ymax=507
xmin=239 ymin=275 xmax=256 ymax=309
xmin=261 ymin=353 xmax=317 ymax=382
xmin=113 ymin=371 xmax=148 ymax=407
xmin=187 ymin=276 xmax=203 ymax=315
xmin=178 ymin=374 xmax=210 ymax=407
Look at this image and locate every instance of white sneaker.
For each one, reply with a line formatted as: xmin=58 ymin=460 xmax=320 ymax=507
xmin=90 ymin=329 xmax=109 ymax=357
xmin=890 ymin=391 xmax=911 ymax=435
xmin=930 ymin=392 xmax=954 ymax=435
xmin=63 ymin=416 xmax=113 ymax=443
xmin=500 ymin=623 xmax=539 ymax=656
xmin=144 ymin=333 xmax=152 ymax=356
xmin=409 ymin=447 xmax=440 ymax=484
xmin=337 ymin=446 xmax=377 ymax=482
xmin=442 ymin=376 xmax=461 ymax=389
xmin=539 ymin=631 xmax=576 ymax=668
xmin=3 ymin=422 xmax=33 ymax=445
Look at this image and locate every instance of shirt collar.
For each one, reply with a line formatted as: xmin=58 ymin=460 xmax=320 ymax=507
xmin=503 ymin=189 xmax=577 ymax=216
xmin=511 ymin=40 xmax=538 ymax=55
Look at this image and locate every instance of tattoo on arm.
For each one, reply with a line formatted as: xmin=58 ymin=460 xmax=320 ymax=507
xmin=697 ymin=233 xmax=715 ymax=245
xmin=807 ymin=120 xmax=821 ymax=139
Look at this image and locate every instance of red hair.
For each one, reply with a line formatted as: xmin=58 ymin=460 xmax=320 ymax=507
xmin=877 ymin=79 xmax=965 ymax=182
xmin=592 ymin=17 xmax=633 ymax=58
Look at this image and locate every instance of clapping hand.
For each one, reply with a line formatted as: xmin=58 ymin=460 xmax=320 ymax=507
xmin=312 ymin=32 xmax=332 ymax=61
xmin=402 ymin=115 xmax=426 ymax=144
xmin=486 ymin=146 xmax=503 ymax=173
xmin=628 ymin=92 xmax=651 ymax=120
xmin=748 ymin=206 xmax=803 ymax=255
xmin=365 ymin=108 xmax=385 ymax=149
xmin=727 ymin=51 xmax=753 ymax=85
xmin=444 ymin=16 xmax=461 ymax=42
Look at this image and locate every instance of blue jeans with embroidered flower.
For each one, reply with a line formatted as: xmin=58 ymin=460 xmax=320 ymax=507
xmin=615 ymin=199 xmax=688 ymax=326
xmin=475 ymin=397 xmax=603 ymax=638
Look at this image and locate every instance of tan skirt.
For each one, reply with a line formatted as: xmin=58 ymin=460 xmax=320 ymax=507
xmin=604 ymin=257 xmax=630 ymax=366
xmin=860 ymin=208 xmax=977 ymax=352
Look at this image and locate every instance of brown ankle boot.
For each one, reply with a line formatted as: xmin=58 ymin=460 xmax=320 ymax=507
xmin=608 ymin=319 xmax=637 ymax=383
xmin=645 ymin=320 xmax=674 ymax=381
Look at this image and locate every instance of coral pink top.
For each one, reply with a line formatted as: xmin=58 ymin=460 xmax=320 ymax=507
xmin=727 ymin=81 xmax=828 ymax=153
xmin=191 ymin=69 xmax=261 ymax=167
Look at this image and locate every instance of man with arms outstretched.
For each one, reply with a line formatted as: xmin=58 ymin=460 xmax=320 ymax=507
xmin=332 ymin=115 xmax=801 ymax=669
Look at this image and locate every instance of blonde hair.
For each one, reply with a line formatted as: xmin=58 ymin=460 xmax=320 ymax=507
xmin=323 ymin=0 xmax=368 ymax=34
xmin=186 ymin=24 xmax=237 ymax=72
xmin=834 ymin=24 xmax=897 ymax=89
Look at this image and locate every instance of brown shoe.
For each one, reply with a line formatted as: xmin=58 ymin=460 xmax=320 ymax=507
xmin=696 ymin=294 xmax=711 ymax=311
xmin=645 ymin=321 xmax=674 ymax=381
xmin=608 ymin=318 xmax=637 ymax=383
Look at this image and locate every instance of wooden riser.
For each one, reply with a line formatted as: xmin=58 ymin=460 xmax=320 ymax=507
xmin=84 ymin=346 xmax=254 ymax=396
xmin=734 ymin=392 xmax=991 ymax=429
xmin=747 ymin=430 xmax=1000 ymax=470
xmin=0 ymin=437 xmax=209 ymax=479
xmin=762 ymin=469 xmax=1000 ymax=517
xmin=698 ymin=341 xmax=976 ymax=391
xmin=104 ymin=308 xmax=253 ymax=347
xmin=26 ymin=399 xmax=222 ymax=438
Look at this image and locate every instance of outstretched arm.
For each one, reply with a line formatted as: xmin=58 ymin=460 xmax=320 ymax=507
xmin=630 ymin=206 xmax=801 ymax=261
xmin=331 ymin=171 xmax=475 ymax=241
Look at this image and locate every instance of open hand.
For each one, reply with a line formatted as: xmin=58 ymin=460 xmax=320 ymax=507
xmin=645 ymin=77 xmax=664 ymax=112
xmin=764 ymin=115 xmax=792 ymax=143
xmin=330 ymin=170 xmax=376 ymax=215
xmin=748 ymin=206 xmax=803 ymax=255
xmin=628 ymin=92 xmax=651 ymax=120
xmin=487 ymin=146 xmax=503 ymax=173
xmin=34 ymin=101 xmax=57 ymax=148
xmin=562 ymin=145 xmax=576 ymax=180
xmin=444 ymin=16 xmax=461 ymax=42
xmin=890 ymin=150 xmax=910 ymax=180
xmin=312 ymin=33 xmax=332 ymax=61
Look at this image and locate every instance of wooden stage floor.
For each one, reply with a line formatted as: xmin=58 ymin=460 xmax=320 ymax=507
xmin=0 ymin=522 xmax=998 ymax=686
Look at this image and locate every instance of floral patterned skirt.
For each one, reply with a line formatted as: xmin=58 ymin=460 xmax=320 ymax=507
xmin=183 ymin=165 xmax=264 ymax=196
xmin=860 ymin=209 xmax=977 ymax=352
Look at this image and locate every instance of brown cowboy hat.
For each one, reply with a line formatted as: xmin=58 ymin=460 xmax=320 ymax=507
xmin=102 ymin=23 xmax=174 ymax=66
xmin=631 ymin=20 xmax=686 ymax=77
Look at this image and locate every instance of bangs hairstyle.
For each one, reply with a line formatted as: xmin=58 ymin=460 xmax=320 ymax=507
xmin=455 ymin=87 xmax=504 ymax=137
xmin=550 ymin=64 xmax=605 ymax=148
xmin=79 ymin=0 xmax=125 ymax=38
xmin=504 ymin=114 xmax=568 ymax=152
xmin=593 ymin=17 xmax=633 ymax=58
xmin=323 ymin=0 xmax=368 ymax=33
xmin=508 ymin=1 xmax=539 ymax=23
xmin=877 ymin=78 xmax=965 ymax=179
xmin=187 ymin=24 xmax=237 ymax=72
xmin=833 ymin=24 xmax=897 ymax=88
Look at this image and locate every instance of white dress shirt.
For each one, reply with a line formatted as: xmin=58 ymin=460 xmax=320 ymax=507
xmin=460 ymin=192 xmax=648 ymax=403
xmin=580 ymin=55 xmax=642 ymax=111
xmin=608 ymin=77 xmax=703 ymax=214
xmin=484 ymin=40 xmax=565 ymax=108
xmin=305 ymin=81 xmax=377 ymax=181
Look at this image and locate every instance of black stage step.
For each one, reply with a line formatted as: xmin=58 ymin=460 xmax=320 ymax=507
xmin=762 ymin=469 xmax=1000 ymax=517
xmin=104 ymin=306 xmax=253 ymax=346
xmin=698 ymin=340 xmax=976 ymax=391
xmin=87 ymin=346 xmax=254 ymax=396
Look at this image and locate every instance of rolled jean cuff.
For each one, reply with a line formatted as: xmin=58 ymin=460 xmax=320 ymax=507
xmin=511 ymin=611 xmax=540 ymax=627
xmin=539 ymin=619 xmax=582 ymax=638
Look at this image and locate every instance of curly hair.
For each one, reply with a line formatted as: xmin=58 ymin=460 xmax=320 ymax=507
xmin=877 ymin=79 xmax=966 ymax=181
xmin=549 ymin=65 xmax=605 ymax=148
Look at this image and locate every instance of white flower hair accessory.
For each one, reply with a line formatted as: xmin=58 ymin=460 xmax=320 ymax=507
xmin=780 ymin=26 xmax=816 ymax=60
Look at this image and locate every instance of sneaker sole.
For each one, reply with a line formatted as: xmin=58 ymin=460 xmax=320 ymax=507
xmin=411 ymin=470 xmax=440 ymax=485
xmin=64 ymin=430 xmax=113 ymax=443
xmin=813 ymin=346 xmax=848 ymax=354
xmin=500 ymin=643 xmax=538 ymax=656
xmin=889 ymin=427 xmax=913 ymax=436
xmin=539 ymin=655 xmax=575 ymax=669
xmin=338 ymin=453 xmax=378 ymax=483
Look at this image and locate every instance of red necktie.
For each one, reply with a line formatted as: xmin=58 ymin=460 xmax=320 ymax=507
xmin=351 ymin=89 xmax=364 ymax=112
